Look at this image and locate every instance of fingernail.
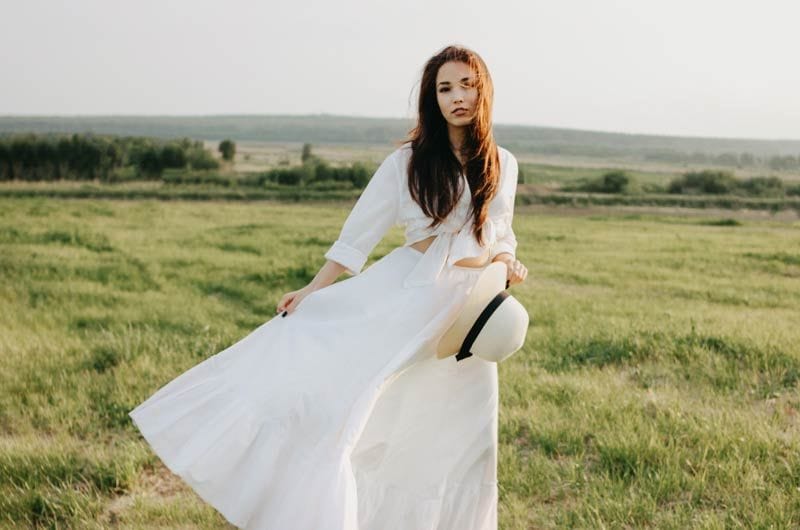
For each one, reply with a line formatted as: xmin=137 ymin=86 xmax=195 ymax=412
xmin=282 ymin=311 xmax=287 ymax=317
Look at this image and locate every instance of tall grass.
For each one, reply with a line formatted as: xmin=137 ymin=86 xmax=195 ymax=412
xmin=1 ymin=198 xmax=798 ymax=528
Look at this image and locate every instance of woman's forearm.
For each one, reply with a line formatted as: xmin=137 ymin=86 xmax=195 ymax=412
xmin=491 ymin=252 xmax=514 ymax=265
xmin=308 ymin=259 xmax=347 ymax=291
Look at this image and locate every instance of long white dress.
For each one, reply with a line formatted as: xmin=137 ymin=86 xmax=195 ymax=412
xmin=128 ymin=143 xmax=520 ymax=530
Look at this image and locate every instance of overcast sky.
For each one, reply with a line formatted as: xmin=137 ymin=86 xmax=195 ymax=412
xmin=2 ymin=0 xmax=798 ymax=140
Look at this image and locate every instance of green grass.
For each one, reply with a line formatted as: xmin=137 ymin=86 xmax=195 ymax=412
xmin=1 ymin=197 xmax=799 ymax=528
xmin=4 ymin=180 xmax=800 ymax=216
xmin=522 ymin=191 xmax=800 ymax=214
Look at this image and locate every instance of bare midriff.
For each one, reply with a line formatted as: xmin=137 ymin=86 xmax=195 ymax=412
xmin=408 ymin=235 xmax=491 ymax=268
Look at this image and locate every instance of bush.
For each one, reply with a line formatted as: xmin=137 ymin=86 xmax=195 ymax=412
xmin=569 ymin=170 xmax=636 ymax=194
xmin=187 ymin=148 xmax=219 ymax=170
xmin=161 ymin=143 xmax=187 ymax=168
xmin=738 ymin=176 xmax=784 ymax=197
xmin=668 ymin=170 xmax=738 ymax=194
xmin=668 ymin=171 xmax=791 ymax=198
xmin=134 ymin=147 xmax=164 ymax=179
xmin=599 ymin=170 xmax=631 ymax=193
xmin=272 ymin=167 xmax=306 ymax=186
xmin=162 ymin=172 xmax=233 ymax=186
xmin=313 ymin=160 xmax=332 ymax=181
xmin=305 ymin=179 xmax=356 ymax=191
xmin=233 ymin=161 xmax=373 ymax=189
xmin=239 ymin=173 xmax=274 ymax=187
xmin=349 ymin=162 xmax=372 ymax=188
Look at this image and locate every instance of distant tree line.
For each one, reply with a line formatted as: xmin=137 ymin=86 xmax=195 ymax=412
xmin=252 ymin=158 xmax=372 ymax=188
xmin=569 ymin=169 xmax=800 ymax=197
xmin=0 ymin=133 xmax=224 ymax=181
xmin=0 ymin=136 xmax=375 ymax=189
xmin=163 ymin=142 xmax=375 ymax=189
xmin=644 ymin=149 xmax=800 ymax=171
xmin=666 ymin=170 xmax=800 ymax=197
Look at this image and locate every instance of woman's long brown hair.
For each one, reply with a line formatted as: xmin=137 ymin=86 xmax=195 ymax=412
xmin=402 ymin=44 xmax=501 ymax=247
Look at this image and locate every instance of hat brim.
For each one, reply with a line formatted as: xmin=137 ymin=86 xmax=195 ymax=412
xmin=436 ymin=262 xmax=507 ymax=359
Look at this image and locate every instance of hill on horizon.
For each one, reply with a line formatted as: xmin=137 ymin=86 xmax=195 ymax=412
xmin=1 ymin=114 xmax=799 ymax=161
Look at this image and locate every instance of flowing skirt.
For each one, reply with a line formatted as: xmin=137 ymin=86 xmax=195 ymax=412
xmin=128 ymin=245 xmax=499 ymax=530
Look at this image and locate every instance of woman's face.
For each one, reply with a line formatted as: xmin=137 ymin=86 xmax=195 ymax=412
xmin=435 ymin=61 xmax=478 ymax=129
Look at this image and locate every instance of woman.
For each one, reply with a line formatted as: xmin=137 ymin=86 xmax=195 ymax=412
xmin=129 ymin=44 xmax=528 ymax=530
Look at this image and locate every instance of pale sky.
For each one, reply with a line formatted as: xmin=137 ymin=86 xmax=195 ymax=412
xmin=2 ymin=0 xmax=799 ymax=140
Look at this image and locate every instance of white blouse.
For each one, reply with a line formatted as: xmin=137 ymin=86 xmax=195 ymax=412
xmin=324 ymin=142 xmax=519 ymax=289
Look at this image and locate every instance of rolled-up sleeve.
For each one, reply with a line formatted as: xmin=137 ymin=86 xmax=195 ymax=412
xmin=324 ymin=151 xmax=402 ymax=275
xmin=491 ymin=153 xmax=519 ymax=260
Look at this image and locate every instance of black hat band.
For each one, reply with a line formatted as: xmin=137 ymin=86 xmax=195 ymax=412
xmin=455 ymin=290 xmax=511 ymax=362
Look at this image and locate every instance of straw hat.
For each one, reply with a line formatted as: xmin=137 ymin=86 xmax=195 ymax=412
xmin=436 ymin=261 xmax=530 ymax=363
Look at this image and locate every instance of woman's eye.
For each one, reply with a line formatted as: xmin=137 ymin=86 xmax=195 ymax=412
xmin=439 ymin=88 xmax=449 ymax=93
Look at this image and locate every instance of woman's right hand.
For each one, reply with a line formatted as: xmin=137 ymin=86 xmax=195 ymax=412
xmin=505 ymin=258 xmax=528 ymax=287
xmin=276 ymin=285 xmax=316 ymax=317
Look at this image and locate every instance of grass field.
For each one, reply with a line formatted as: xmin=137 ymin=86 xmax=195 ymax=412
xmin=1 ymin=197 xmax=799 ymax=528
xmin=2 ymin=180 xmax=799 ymax=218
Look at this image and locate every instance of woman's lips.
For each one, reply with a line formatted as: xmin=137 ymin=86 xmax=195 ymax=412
xmin=453 ymin=108 xmax=468 ymax=115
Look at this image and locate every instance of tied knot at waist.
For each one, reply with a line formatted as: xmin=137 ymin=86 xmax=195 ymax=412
xmin=402 ymin=218 xmax=497 ymax=288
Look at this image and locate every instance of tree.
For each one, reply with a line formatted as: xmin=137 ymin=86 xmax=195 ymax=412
xmin=739 ymin=176 xmax=784 ymax=197
xmin=161 ymin=142 xmax=187 ymax=168
xmin=137 ymin=147 xmax=165 ymax=179
xmin=0 ymin=141 xmax=9 ymax=180
xmin=301 ymin=143 xmax=313 ymax=163
xmin=218 ymin=139 xmax=236 ymax=161
xmin=599 ymin=170 xmax=630 ymax=193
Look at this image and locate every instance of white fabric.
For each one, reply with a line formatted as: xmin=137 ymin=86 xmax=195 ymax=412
xmin=129 ymin=144 xmax=520 ymax=529
xmin=324 ymin=143 xmax=519 ymax=286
